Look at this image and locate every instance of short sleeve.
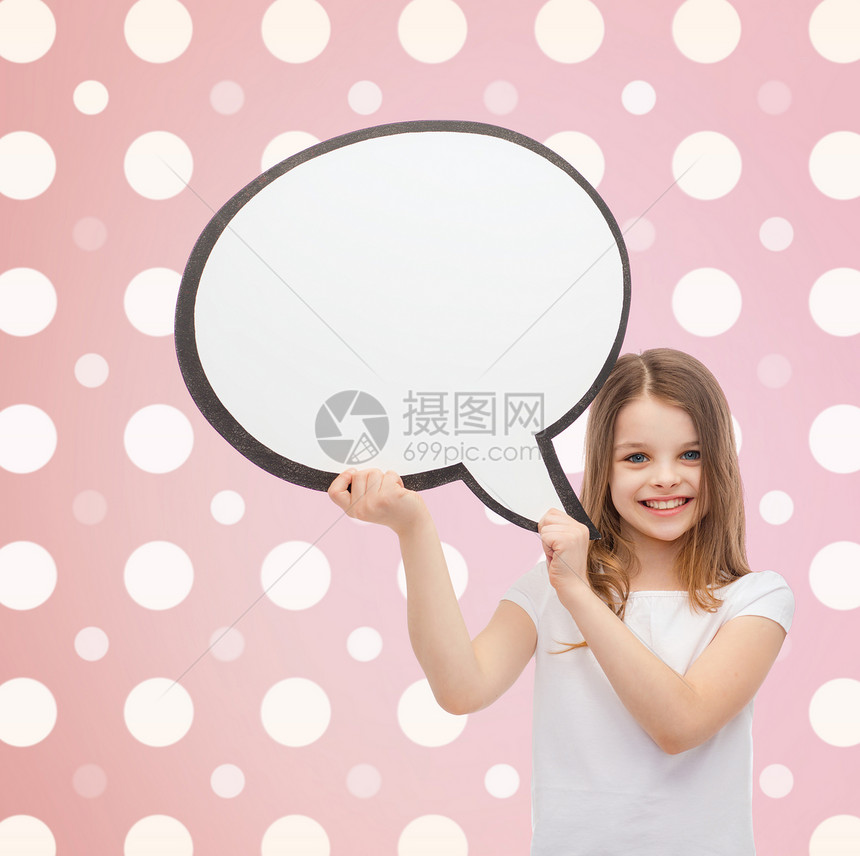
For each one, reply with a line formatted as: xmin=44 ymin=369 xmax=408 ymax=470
xmin=502 ymin=561 xmax=550 ymax=628
xmin=722 ymin=570 xmax=795 ymax=633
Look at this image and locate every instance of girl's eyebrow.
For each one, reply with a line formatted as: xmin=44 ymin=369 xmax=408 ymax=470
xmin=613 ymin=439 xmax=700 ymax=451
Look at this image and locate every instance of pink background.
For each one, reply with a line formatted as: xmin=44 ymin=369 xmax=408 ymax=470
xmin=1 ymin=0 xmax=859 ymax=853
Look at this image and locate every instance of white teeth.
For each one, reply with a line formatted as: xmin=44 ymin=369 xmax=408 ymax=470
xmin=643 ymin=498 xmax=688 ymax=510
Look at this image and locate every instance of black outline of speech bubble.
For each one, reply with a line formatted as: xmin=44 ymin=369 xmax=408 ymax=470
xmin=175 ymin=120 xmax=630 ymax=535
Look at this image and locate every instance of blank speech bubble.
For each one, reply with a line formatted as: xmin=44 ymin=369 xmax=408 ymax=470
xmin=175 ymin=120 xmax=629 ymax=532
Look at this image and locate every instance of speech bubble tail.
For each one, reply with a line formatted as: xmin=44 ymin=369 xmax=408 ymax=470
xmin=462 ymin=439 xmax=599 ymax=538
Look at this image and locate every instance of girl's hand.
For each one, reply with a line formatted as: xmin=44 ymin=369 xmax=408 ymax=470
xmin=328 ymin=468 xmax=429 ymax=536
xmin=538 ymin=508 xmax=592 ymax=608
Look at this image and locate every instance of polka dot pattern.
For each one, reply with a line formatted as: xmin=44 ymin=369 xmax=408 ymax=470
xmin=261 ymin=678 xmax=331 ymax=747
xmin=398 ymin=0 xmax=468 ymax=64
xmin=0 ymin=131 xmax=56 ymax=199
xmin=0 ymin=268 xmax=56 ymax=336
xmin=0 ymin=678 xmax=57 ymax=746
xmin=2 ymin=4 xmax=856 ymax=854
xmin=124 ymin=678 xmax=194 ymax=747
xmin=672 ymin=268 xmax=742 ymax=336
xmin=672 ymin=0 xmax=741 ymax=63
xmin=672 ymin=131 xmax=742 ymax=199
xmin=534 ymin=0 xmax=604 ymax=63
xmin=397 ymin=679 xmax=467 ymax=747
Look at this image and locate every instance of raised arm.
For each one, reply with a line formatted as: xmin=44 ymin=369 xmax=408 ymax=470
xmin=328 ymin=469 xmax=536 ymax=714
xmin=539 ymin=508 xmax=787 ymax=755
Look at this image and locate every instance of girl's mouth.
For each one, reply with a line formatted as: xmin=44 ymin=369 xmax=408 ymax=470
xmin=640 ymin=497 xmax=691 ymax=510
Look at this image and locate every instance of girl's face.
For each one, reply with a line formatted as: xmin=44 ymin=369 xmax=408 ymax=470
xmin=609 ymin=395 xmax=704 ymax=553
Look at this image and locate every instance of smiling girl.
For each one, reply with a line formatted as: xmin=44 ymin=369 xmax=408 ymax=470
xmin=328 ymin=348 xmax=794 ymax=855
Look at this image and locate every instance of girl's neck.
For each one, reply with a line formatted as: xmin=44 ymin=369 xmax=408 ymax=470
xmin=626 ymin=532 xmax=683 ymax=592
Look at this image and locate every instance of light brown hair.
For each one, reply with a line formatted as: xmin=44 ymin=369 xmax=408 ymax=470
xmin=566 ymin=349 xmax=750 ymax=647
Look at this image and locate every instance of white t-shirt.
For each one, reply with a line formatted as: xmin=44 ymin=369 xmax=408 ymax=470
xmin=503 ymin=565 xmax=795 ymax=856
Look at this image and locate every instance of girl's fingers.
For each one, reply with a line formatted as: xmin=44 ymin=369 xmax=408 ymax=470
xmin=327 ymin=469 xmax=356 ymax=509
xmin=383 ymin=470 xmax=405 ymax=491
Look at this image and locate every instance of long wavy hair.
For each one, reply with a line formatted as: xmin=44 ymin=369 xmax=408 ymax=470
xmin=563 ymin=349 xmax=750 ymax=650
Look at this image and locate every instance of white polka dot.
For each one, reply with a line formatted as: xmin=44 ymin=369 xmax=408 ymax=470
xmin=347 ymin=626 xmax=383 ymax=662
xmin=484 ymin=80 xmax=518 ymax=115
xmin=124 ymin=131 xmax=193 ymax=200
xmin=672 ymin=268 xmax=742 ymax=336
xmin=672 ymin=0 xmax=741 ymax=63
xmin=0 ymin=268 xmax=56 ymax=336
xmin=810 ymin=679 xmax=860 ymax=747
xmin=74 ymin=354 xmax=109 ymax=388
xmin=73 ymin=217 xmax=107 ymax=251
xmin=347 ymin=80 xmax=382 ymax=115
xmin=124 ymin=678 xmax=193 ymax=747
xmin=124 ymin=267 xmax=180 ymax=337
xmin=210 ymin=80 xmax=244 ymax=115
xmin=75 ymin=627 xmax=109 ymax=661
xmin=398 ymin=542 xmax=467 ymax=599
xmin=398 ymin=0 xmax=467 ymax=64
xmin=262 ymin=0 xmax=331 ymax=63
xmin=261 ymin=131 xmax=320 ymax=172
xmin=72 ymin=489 xmax=107 ymax=524
xmin=0 ymin=542 xmax=56 ymax=611
xmin=810 ymin=542 xmax=860 ymax=611
xmin=211 ymin=490 xmax=245 ymax=524
xmin=0 ymin=131 xmax=56 ymax=200
xmin=809 ymin=405 xmax=860 ymax=473
xmin=209 ymin=626 xmax=245 ymax=661
xmin=810 ymin=815 xmax=860 ymax=856
xmin=534 ymin=0 xmax=604 ymax=63
xmin=0 ymin=0 xmax=56 ymax=63
xmin=73 ymin=80 xmax=109 ymax=115
xmin=544 ymin=131 xmax=604 ymax=187
xmin=621 ymin=80 xmax=656 ymax=115
xmin=0 ymin=404 xmax=57 ymax=473
xmin=732 ymin=415 xmax=742 ymax=455
xmin=757 ymin=353 xmax=792 ymax=388
xmin=262 ymin=541 xmax=330 ymax=610
xmin=211 ymin=764 xmax=245 ymax=798
xmin=759 ymin=763 xmax=793 ymax=798
xmin=125 ymin=541 xmax=193 ymax=610
xmin=485 ymin=763 xmax=520 ymax=798
xmin=397 ymin=679 xmax=467 ymax=747
xmin=759 ymin=217 xmax=794 ymax=251
xmin=0 ymin=816 xmax=55 ymax=855
xmin=620 ymin=217 xmax=656 ymax=252
xmin=484 ymin=507 xmax=511 ymax=525
xmin=554 ymin=409 xmax=589 ymax=474
xmin=810 ymin=132 xmax=860 ymax=199
xmin=810 ymin=268 xmax=860 ymax=336
xmin=810 ymin=0 xmax=860 ymax=63
xmin=672 ymin=131 xmax=742 ymax=199
xmin=73 ymin=764 xmax=107 ymax=798
xmin=398 ymin=815 xmax=468 ymax=856
xmin=261 ymin=678 xmax=331 ymax=747
xmin=124 ymin=815 xmax=193 ymax=856
xmin=346 ymin=763 xmax=381 ymax=798
xmin=261 ymin=816 xmax=330 ymax=856
xmin=124 ymin=404 xmax=194 ymax=473
xmin=759 ymin=490 xmax=793 ymax=525
xmin=124 ymin=0 xmax=193 ymax=63
xmin=758 ymin=80 xmax=792 ymax=114
xmin=0 ymin=678 xmax=57 ymax=746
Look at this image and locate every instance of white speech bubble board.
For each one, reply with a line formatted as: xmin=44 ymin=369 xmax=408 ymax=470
xmin=176 ymin=121 xmax=630 ymax=532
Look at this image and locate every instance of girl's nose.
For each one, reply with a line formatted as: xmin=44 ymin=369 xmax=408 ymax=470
xmin=651 ymin=461 xmax=681 ymax=488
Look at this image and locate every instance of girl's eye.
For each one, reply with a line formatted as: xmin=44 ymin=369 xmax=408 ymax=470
xmin=681 ymin=450 xmax=701 ymax=461
xmin=626 ymin=453 xmax=647 ymax=464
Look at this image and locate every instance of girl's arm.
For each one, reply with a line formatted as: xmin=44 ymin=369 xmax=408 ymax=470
xmin=539 ymin=509 xmax=787 ymax=755
xmin=328 ymin=469 xmax=537 ymax=714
